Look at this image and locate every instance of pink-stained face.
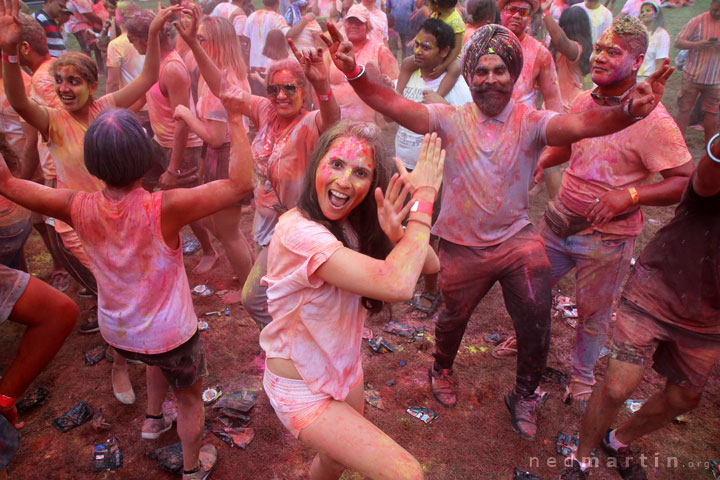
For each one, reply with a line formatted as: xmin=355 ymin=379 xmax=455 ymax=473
xmin=500 ymin=0 xmax=533 ymax=38
xmin=638 ymin=4 xmax=656 ymax=25
xmin=127 ymin=32 xmax=148 ymax=55
xmin=315 ymin=136 xmax=375 ymax=224
xmin=344 ymin=17 xmax=369 ymax=43
xmin=590 ymin=31 xmax=644 ymax=87
xmin=469 ymin=54 xmax=514 ymax=117
xmin=269 ymin=69 xmax=305 ymax=119
xmin=54 ymin=65 xmax=97 ymax=112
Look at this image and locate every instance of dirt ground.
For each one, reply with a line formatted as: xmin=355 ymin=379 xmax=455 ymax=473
xmin=1 ymin=170 xmax=718 ymax=480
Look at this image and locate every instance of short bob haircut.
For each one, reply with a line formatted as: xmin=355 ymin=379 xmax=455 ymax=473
xmin=297 ymin=121 xmax=393 ymax=314
xmin=84 ymin=109 xmax=153 ymax=188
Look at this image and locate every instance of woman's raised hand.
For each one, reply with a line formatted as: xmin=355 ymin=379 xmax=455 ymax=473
xmin=288 ymin=39 xmax=328 ymax=85
xmin=173 ymin=3 xmax=200 ymax=44
xmin=218 ymin=70 xmax=249 ymax=116
xmin=0 ymin=0 xmax=23 ymax=51
xmin=375 ymin=173 xmax=413 ymax=244
xmin=150 ymin=4 xmax=183 ymax=37
xmin=320 ymin=22 xmax=357 ymax=75
xmin=395 ymin=133 xmax=445 ymax=196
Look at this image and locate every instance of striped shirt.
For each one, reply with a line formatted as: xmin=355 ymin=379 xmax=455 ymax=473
xmin=33 ymin=10 xmax=67 ymax=58
xmin=677 ymin=11 xmax=720 ymax=85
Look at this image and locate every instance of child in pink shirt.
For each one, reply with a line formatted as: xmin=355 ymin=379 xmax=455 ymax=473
xmin=0 ymin=86 xmax=253 ymax=479
xmin=260 ymin=122 xmax=443 ymax=479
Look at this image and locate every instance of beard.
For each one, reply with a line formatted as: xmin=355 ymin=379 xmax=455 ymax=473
xmin=471 ymin=84 xmax=513 ymax=117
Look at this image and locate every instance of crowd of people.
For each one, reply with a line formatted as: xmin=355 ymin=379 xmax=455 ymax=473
xmin=0 ymin=0 xmax=717 ymax=477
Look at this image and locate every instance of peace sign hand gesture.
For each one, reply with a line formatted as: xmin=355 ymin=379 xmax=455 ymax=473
xmin=288 ymin=39 xmax=328 ymax=85
xmin=320 ymin=22 xmax=357 ymax=75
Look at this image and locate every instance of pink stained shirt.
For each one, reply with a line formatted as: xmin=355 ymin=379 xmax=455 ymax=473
xmin=70 ymin=188 xmax=197 ymax=354
xmin=555 ymin=41 xmax=584 ymax=113
xmin=30 ymin=59 xmax=61 ymax=180
xmin=259 ymin=208 xmax=364 ymax=400
xmin=512 ymin=34 xmax=558 ymax=109
xmin=0 ymin=69 xmax=31 ymax=158
xmin=559 ymin=91 xmax=692 ymax=237
xmin=427 ymin=100 xmax=557 ymax=246
xmin=248 ymin=96 xmax=320 ymax=246
xmin=196 ymin=77 xmax=250 ymax=144
xmin=146 ymin=51 xmax=203 ymax=149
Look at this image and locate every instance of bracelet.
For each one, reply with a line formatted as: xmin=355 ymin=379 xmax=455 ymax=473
xmin=542 ymin=9 xmax=552 ymax=17
xmin=302 ymin=15 xmax=310 ymax=22
xmin=623 ymin=98 xmax=644 ymax=122
xmin=707 ymin=133 xmax=720 ymax=164
xmin=346 ymin=64 xmax=365 ymax=81
xmin=0 ymin=393 xmax=17 ymax=409
xmin=2 ymin=54 xmax=18 ymax=64
xmin=413 ymin=185 xmax=438 ymax=201
xmin=317 ymin=91 xmax=332 ymax=102
xmin=628 ymin=186 xmax=639 ymax=205
xmin=407 ymin=218 xmax=432 ymax=230
xmin=166 ymin=169 xmax=182 ymax=177
xmin=410 ymin=200 xmax=433 ymax=216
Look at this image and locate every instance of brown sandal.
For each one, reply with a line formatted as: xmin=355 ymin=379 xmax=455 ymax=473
xmin=492 ymin=335 xmax=518 ymax=358
xmin=562 ymin=378 xmax=596 ymax=405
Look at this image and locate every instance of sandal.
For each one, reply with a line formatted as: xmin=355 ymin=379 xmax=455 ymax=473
xmin=407 ymin=292 xmax=443 ymax=316
xmin=563 ymin=378 xmax=596 ymax=405
xmin=50 ymin=270 xmax=70 ymax=292
xmin=492 ymin=335 xmax=518 ymax=358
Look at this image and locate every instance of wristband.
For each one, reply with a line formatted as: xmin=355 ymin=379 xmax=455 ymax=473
xmin=628 ymin=186 xmax=639 ymax=205
xmin=542 ymin=9 xmax=552 ymax=17
xmin=0 ymin=393 xmax=17 ymax=409
xmin=346 ymin=64 xmax=365 ymax=81
xmin=410 ymin=200 xmax=433 ymax=216
xmin=166 ymin=169 xmax=182 ymax=177
xmin=707 ymin=133 xmax=720 ymax=164
xmin=413 ymin=185 xmax=438 ymax=201
xmin=317 ymin=91 xmax=332 ymax=102
xmin=623 ymin=97 xmax=644 ymax=121
xmin=407 ymin=218 xmax=432 ymax=230
xmin=2 ymin=54 xmax=18 ymax=64
xmin=302 ymin=15 xmax=310 ymax=22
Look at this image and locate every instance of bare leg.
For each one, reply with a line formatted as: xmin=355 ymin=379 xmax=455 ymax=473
xmin=703 ymin=112 xmax=719 ymax=145
xmin=575 ymin=359 xmax=644 ymax=461
xmin=210 ymin=206 xmax=254 ymax=304
xmin=190 ymin=221 xmax=219 ymax=275
xmin=146 ymin=365 xmax=169 ymax=416
xmin=111 ymin=348 xmax=133 ymax=403
xmin=614 ymin=380 xmax=701 ymax=445
xmin=300 ymin=381 xmax=424 ymax=480
xmin=174 ymin=380 xmax=204 ymax=471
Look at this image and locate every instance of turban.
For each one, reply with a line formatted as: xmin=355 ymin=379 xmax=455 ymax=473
xmin=461 ymin=24 xmax=524 ymax=86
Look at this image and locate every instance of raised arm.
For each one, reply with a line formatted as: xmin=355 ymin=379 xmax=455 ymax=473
xmin=288 ymin=39 xmax=339 ymax=132
xmin=545 ymin=60 xmax=673 ymax=146
xmin=540 ymin=0 xmax=579 ymax=62
xmin=315 ymin=133 xmax=444 ymax=302
xmin=694 ymin=133 xmax=720 ymax=197
xmin=322 ymin=21 xmax=430 ymax=134
xmin=0 ymin=146 xmax=74 ymax=225
xmin=161 ymin=80 xmax=253 ymax=246
xmin=174 ymin=104 xmax=227 ymax=148
xmin=111 ymin=6 xmax=181 ymax=108
xmin=0 ymin=0 xmax=49 ymax=136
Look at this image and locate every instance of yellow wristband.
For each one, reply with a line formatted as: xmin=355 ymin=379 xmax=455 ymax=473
xmin=628 ymin=187 xmax=639 ymax=205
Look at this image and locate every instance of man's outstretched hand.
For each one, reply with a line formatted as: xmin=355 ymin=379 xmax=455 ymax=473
xmin=630 ymin=58 xmax=673 ymax=118
xmin=320 ymin=22 xmax=357 ymax=75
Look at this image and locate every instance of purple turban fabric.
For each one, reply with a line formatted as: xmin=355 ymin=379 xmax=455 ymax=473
xmin=461 ymin=24 xmax=524 ymax=85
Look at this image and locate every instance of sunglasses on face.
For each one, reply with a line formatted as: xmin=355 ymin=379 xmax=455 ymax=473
xmin=267 ymin=83 xmax=299 ymax=97
xmin=504 ymin=5 xmax=532 ymax=17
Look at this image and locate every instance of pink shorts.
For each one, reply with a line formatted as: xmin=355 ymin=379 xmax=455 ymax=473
xmin=262 ymin=366 xmax=332 ymax=438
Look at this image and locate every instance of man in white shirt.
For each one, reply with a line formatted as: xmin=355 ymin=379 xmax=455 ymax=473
xmin=242 ymin=0 xmax=305 ymax=72
xmin=579 ymin=0 xmax=613 ymax=44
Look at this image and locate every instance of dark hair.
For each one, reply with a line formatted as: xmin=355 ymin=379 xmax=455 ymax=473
xmin=125 ymin=9 xmax=176 ymax=51
xmin=430 ymin=0 xmax=458 ymax=10
xmin=465 ymin=0 xmax=498 ymax=25
xmin=19 ymin=13 xmax=49 ymax=56
xmin=84 ymin=109 xmax=153 ymax=188
xmin=263 ymin=0 xmax=279 ymax=7
xmin=51 ymin=52 xmax=99 ymax=84
xmin=421 ymin=17 xmax=455 ymax=53
xmin=557 ymin=6 xmax=592 ymax=76
xmin=262 ymin=28 xmax=290 ymax=60
xmin=640 ymin=2 xmax=664 ymax=31
xmin=297 ymin=121 xmax=393 ymax=314
xmin=387 ymin=12 xmax=395 ymax=28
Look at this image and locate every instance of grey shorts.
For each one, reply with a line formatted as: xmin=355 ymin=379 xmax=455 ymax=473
xmin=0 ymin=264 xmax=29 ymax=325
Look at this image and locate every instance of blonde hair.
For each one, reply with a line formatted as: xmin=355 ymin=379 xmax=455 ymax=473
xmin=199 ymin=16 xmax=248 ymax=80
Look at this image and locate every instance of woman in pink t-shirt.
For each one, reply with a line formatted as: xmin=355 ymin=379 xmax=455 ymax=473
xmin=261 ymin=123 xmax=444 ymax=480
xmin=174 ymin=16 xmax=254 ymax=304
xmin=0 ymin=88 xmax=254 ymax=479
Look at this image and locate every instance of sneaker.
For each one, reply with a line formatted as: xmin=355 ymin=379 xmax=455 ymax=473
xmin=183 ymin=444 xmax=218 ymax=480
xmin=504 ymin=390 xmax=540 ymax=440
xmin=79 ymin=307 xmax=99 ymax=334
xmin=141 ymin=415 xmax=173 ymax=440
xmin=429 ymin=365 xmax=457 ymax=408
xmin=601 ymin=431 xmax=647 ymax=479
xmin=556 ymin=459 xmax=589 ymax=480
